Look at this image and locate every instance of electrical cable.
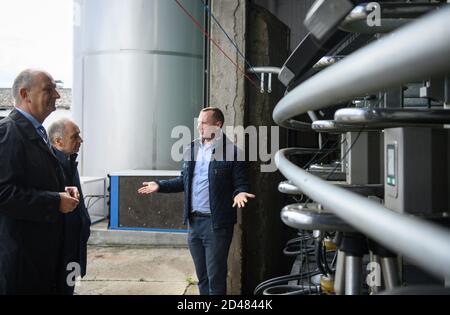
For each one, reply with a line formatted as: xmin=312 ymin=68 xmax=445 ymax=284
xmin=325 ymin=127 xmax=365 ymax=181
xmin=315 ymin=236 xmax=329 ymax=277
xmin=283 ymin=240 xmax=316 ymax=256
xmin=200 ymin=0 xmax=262 ymax=82
xmin=301 ymin=127 xmax=365 ymax=207
xmin=262 ymin=284 xmax=320 ymax=295
xmin=303 ymin=137 xmax=346 ymax=170
xmin=173 ymin=0 xmax=258 ymax=88
xmin=254 ymin=270 xmax=321 ymax=295
xmin=254 ymin=231 xmax=320 ymax=295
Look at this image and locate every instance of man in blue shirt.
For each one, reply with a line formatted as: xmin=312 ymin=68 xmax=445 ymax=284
xmin=138 ymin=107 xmax=255 ymax=295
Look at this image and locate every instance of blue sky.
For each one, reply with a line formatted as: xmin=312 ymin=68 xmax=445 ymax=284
xmin=0 ymin=0 xmax=73 ymax=88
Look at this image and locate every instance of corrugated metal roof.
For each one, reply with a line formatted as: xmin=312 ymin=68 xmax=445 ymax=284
xmin=0 ymin=88 xmax=71 ymax=110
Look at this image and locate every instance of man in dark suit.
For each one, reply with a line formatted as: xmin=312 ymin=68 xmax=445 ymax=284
xmin=48 ymin=118 xmax=91 ymax=295
xmin=138 ymin=107 xmax=255 ymax=295
xmin=0 ymin=69 xmax=79 ymax=294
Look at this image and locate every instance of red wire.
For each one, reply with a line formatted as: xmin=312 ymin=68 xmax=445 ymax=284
xmin=174 ymin=0 xmax=258 ymax=88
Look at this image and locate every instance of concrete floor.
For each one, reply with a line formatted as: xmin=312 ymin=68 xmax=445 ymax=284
xmin=75 ymin=245 xmax=199 ymax=295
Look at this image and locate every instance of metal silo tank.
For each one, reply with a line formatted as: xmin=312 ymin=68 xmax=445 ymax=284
xmin=73 ymin=0 xmax=204 ymax=177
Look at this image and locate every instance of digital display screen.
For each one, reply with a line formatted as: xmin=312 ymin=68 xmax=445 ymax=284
xmin=386 ymin=144 xmax=396 ymax=186
xmin=387 ymin=148 xmax=395 ymax=177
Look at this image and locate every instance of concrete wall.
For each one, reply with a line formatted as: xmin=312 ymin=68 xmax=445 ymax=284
xmin=210 ymin=0 xmax=247 ymax=128
xmin=209 ymin=0 xmax=296 ymax=294
xmin=209 ymin=0 xmax=247 ymax=294
xmin=253 ymin=0 xmax=317 ymax=50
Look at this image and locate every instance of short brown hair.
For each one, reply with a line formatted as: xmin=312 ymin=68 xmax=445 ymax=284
xmin=201 ymin=107 xmax=224 ymax=127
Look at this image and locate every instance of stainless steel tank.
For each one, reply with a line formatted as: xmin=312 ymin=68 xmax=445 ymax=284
xmin=73 ymin=0 xmax=204 ymax=176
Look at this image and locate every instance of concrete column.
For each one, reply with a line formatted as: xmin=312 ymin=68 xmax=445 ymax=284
xmin=210 ymin=0 xmax=246 ymax=126
xmin=209 ymin=0 xmax=247 ymax=294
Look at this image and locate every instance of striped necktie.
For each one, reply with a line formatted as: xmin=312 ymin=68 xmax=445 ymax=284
xmin=37 ymin=125 xmax=51 ymax=148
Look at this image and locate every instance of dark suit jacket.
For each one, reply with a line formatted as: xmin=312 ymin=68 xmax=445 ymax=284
xmin=157 ymin=136 xmax=250 ymax=229
xmin=0 ymin=109 xmax=65 ymax=294
xmin=53 ymin=149 xmax=91 ymax=278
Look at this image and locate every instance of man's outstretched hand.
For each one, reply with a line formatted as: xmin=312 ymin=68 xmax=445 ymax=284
xmin=232 ymin=192 xmax=256 ymax=208
xmin=138 ymin=182 xmax=160 ymax=194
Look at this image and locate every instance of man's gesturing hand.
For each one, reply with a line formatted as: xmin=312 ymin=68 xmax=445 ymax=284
xmin=232 ymin=192 xmax=256 ymax=209
xmin=138 ymin=182 xmax=160 ymax=194
xmin=59 ymin=192 xmax=79 ymax=214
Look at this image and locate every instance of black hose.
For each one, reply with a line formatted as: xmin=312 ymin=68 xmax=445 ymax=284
xmin=315 ymin=237 xmax=329 ymax=277
xmin=253 ymin=271 xmax=321 ymax=295
xmin=322 ymin=244 xmax=335 ymax=276
xmin=263 ymin=284 xmax=320 ymax=295
xmin=254 ymin=232 xmax=320 ymax=295
xmin=283 ymin=243 xmax=315 ymax=256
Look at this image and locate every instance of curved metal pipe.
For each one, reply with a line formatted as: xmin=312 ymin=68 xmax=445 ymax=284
xmin=273 ymin=7 xmax=450 ymax=129
xmin=312 ymin=119 xmax=446 ymax=132
xmin=279 ymin=180 xmax=384 ymax=198
xmin=275 ymin=148 xmax=450 ymax=280
xmin=247 ymin=66 xmax=282 ymax=75
xmin=278 ymin=181 xmax=302 ymax=195
xmin=341 ymin=3 xmax=409 ymax=34
xmin=312 ymin=120 xmax=375 ymax=133
xmin=281 ymin=203 xmax=355 ymax=232
xmin=341 ymin=2 xmax=443 ymax=33
xmin=313 ymin=56 xmax=345 ymax=69
xmin=335 ymin=108 xmax=450 ymax=125
xmin=342 ymin=2 xmax=443 ymax=24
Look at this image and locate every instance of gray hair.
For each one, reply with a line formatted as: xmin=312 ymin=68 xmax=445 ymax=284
xmin=48 ymin=118 xmax=71 ymax=143
xmin=12 ymin=69 xmax=37 ymax=105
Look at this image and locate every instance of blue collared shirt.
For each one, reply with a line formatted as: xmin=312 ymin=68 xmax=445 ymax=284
xmin=15 ymin=108 xmax=49 ymax=146
xmin=16 ymin=107 xmax=41 ymax=130
xmin=191 ymin=141 xmax=214 ymax=214
xmin=191 ymin=133 xmax=223 ymax=214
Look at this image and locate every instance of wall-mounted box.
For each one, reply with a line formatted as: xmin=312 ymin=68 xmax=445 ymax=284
xmin=384 ymin=128 xmax=450 ymax=215
xmin=109 ymin=170 xmax=187 ymax=233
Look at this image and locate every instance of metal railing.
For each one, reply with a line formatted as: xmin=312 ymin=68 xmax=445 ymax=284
xmin=247 ymin=67 xmax=281 ymax=93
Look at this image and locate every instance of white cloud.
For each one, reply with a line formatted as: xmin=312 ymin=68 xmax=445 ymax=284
xmin=0 ymin=0 xmax=73 ymax=87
